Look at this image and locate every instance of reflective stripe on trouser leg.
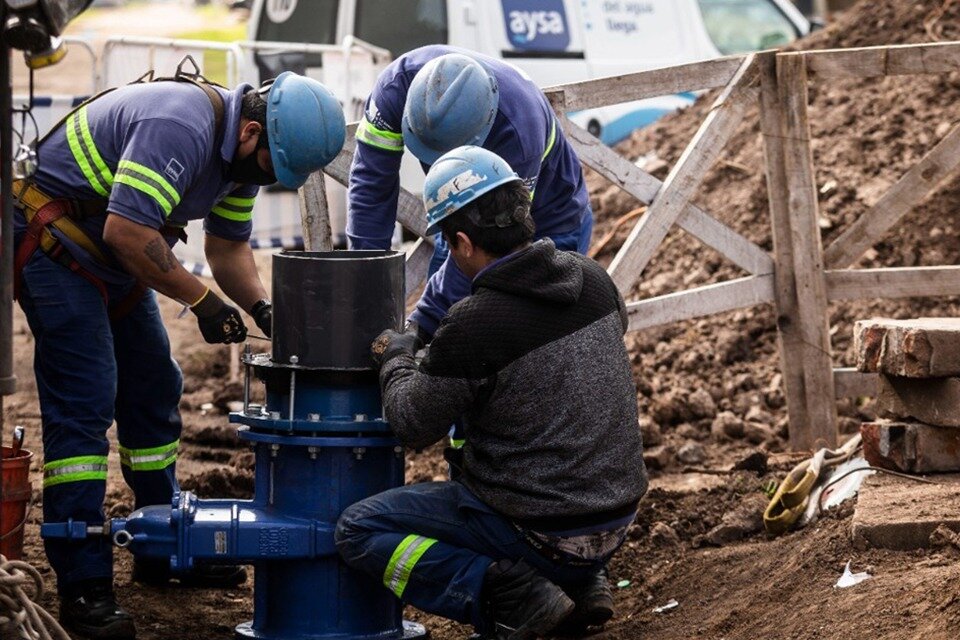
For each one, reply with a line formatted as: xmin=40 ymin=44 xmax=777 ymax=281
xmin=118 ymin=439 xmax=178 ymax=471
xmin=43 ymin=455 xmax=109 ymax=488
xmin=383 ymin=534 xmax=438 ymax=598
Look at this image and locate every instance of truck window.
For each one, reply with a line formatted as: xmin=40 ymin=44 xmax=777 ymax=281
xmin=256 ymin=0 xmax=339 ymax=44
xmin=354 ymin=0 xmax=448 ymax=57
xmin=696 ymin=0 xmax=799 ymax=54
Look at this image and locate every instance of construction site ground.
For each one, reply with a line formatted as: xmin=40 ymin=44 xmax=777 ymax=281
xmin=8 ymin=0 xmax=960 ymax=638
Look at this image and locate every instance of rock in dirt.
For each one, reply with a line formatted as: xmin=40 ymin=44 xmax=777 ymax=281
xmin=732 ymin=450 xmax=769 ymax=475
xmin=639 ymin=416 xmax=663 ymax=446
xmin=744 ymin=422 xmax=774 ymax=445
xmin=650 ymin=521 xmax=681 ymax=548
xmin=929 ymin=524 xmax=960 ymax=550
xmin=687 ymin=388 xmax=717 ymax=420
xmin=711 ymin=411 xmax=745 ymax=440
xmin=676 ymin=441 xmax=707 ymax=465
xmin=702 ymin=493 xmax=768 ymax=546
xmin=651 ymin=390 xmax=692 ymax=426
xmin=643 ymin=445 xmax=674 ymax=471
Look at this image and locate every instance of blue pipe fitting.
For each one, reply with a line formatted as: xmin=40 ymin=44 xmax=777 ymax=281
xmin=42 ymin=251 xmax=423 ymax=640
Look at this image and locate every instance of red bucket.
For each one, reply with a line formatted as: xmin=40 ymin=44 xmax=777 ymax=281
xmin=1 ymin=444 xmax=33 ymax=560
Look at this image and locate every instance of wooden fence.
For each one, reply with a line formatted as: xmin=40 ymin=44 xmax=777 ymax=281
xmin=308 ymin=41 xmax=960 ymax=451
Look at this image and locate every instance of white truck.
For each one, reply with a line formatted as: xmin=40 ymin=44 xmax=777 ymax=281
xmin=249 ymin=0 xmax=810 ymax=144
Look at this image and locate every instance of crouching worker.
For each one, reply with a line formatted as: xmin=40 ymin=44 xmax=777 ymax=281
xmin=335 ymin=147 xmax=648 ymax=640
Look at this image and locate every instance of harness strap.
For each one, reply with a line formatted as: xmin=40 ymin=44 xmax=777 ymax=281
xmin=14 ymin=180 xmax=111 ymax=265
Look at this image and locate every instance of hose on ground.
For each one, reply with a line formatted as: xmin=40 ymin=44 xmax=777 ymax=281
xmin=0 ymin=555 xmax=70 ymax=640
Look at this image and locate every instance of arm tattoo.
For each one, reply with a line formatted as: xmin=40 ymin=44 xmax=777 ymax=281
xmin=144 ymin=237 xmax=179 ymax=273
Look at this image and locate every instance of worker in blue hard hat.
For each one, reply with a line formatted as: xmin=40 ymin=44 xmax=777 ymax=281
xmin=347 ymin=45 xmax=592 ymax=341
xmin=11 ymin=61 xmax=345 ymax=639
xmin=337 ymin=147 xmax=647 ymax=640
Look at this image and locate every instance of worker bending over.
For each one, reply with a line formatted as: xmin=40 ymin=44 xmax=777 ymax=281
xmin=13 ymin=66 xmax=345 ymax=639
xmin=348 ymin=45 xmax=592 ymax=340
xmin=336 ymin=147 xmax=647 ymax=640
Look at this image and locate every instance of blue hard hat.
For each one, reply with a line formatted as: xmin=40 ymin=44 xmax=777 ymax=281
xmin=423 ymin=145 xmax=522 ymax=235
xmin=402 ymin=54 xmax=499 ymax=165
xmin=264 ymin=72 xmax=346 ymax=189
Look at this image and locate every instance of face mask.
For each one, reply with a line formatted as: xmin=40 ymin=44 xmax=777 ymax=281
xmin=228 ymin=149 xmax=276 ymax=186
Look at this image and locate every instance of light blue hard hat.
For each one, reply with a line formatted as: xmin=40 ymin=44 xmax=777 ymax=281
xmin=264 ymin=72 xmax=346 ymax=189
xmin=402 ymin=54 xmax=499 ymax=165
xmin=423 ymin=145 xmax=522 ymax=235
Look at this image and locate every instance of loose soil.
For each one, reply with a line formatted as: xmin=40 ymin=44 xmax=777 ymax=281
xmin=7 ymin=0 xmax=960 ymax=638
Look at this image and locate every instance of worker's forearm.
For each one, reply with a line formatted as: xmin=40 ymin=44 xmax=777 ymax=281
xmin=205 ymin=235 xmax=268 ymax=312
xmin=380 ymin=356 xmax=471 ymax=449
xmin=104 ymin=214 xmax=207 ymax=303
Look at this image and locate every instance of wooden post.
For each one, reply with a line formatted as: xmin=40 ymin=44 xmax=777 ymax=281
xmin=298 ymin=171 xmax=334 ymax=252
xmin=763 ymin=52 xmax=837 ymax=450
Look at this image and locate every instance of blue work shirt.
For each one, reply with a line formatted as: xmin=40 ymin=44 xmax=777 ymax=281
xmin=347 ymin=45 xmax=590 ymax=250
xmin=16 ymin=81 xmax=259 ymax=285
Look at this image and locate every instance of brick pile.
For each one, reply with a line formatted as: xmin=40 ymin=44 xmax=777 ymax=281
xmin=855 ymin=318 xmax=960 ymax=474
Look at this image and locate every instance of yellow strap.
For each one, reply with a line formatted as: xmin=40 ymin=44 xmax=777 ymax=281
xmin=13 ymin=180 xmax=110 ymax=265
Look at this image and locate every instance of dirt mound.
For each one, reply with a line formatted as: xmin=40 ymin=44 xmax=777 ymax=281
xmin=590 ymin=0 xmax=960 ymax=460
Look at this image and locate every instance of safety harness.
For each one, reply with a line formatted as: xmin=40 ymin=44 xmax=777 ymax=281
xmin=12 ymin=56 xmax=226 ymax=320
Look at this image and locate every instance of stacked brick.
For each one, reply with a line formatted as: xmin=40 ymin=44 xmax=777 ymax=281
xmin=855 ymin=318 xmax=960 ymax=474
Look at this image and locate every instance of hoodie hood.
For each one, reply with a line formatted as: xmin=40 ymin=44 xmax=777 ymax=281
xmin=473 ymin=239 xmax=583 ymax=304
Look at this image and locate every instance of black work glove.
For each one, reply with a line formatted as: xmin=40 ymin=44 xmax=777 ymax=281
xmin=250 ymin=299 xmax=272 ymax=337
xmin=191 ymin=289 xmax=247 ymax=344
xmin=370 ymin=327 xmax=423 ymax=368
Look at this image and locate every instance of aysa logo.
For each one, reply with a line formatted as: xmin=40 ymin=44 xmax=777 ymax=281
xmin=501 ymin=0 xmax=571 ymax=51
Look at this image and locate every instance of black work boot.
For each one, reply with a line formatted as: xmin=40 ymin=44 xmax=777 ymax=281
xmin=132 ymin=558 xmax=247 ymax=588
xmin=482 ymin=559 xmax=574 ymax=640
xmin=552 ymin=569 xmax=614 ymax=636
xmin=60 ymin=578 xmax=136 ymax=640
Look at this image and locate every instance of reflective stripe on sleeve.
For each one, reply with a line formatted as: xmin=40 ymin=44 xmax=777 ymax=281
xmin=357 ymin=115 xmax=404 ymax=152
xmin=211 ymin=196 xmax=255 ymax=222
xmin=43 ymin=455 xmax=108 ymax=488
xmin=115 ymin=160 xmax=181 ymax=217
xmin=383 ymin=534 xmax=438 ymax=598
xmin=541 ymin=119 xmax=556 ymax=163
xmin=65 ymin=106 xmax=114 ymax=197
xmin=118 ymin=439 xmax=179 ymax=472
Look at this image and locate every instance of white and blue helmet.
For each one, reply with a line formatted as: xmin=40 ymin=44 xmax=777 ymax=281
xmin=403 ymin=54 xmax=499 ymax=165
xmin=422 ymin=145 xmax=522 ymax=235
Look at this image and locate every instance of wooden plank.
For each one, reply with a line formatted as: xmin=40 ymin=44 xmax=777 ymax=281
xmin=626 ymin=275 xmax=774 ymax=332
xmin=607 ymin=54 xmax=758 ymax=295
xmin=560 ymin=117 xmax=773 ymax=276
xmin=405 ymin=237 xmax=432 ymax=299
xmin=297 ymin=172 xmax=333 ymax=251
xmin=543 ymin=55 xmax=747 ymax=112
xmin=798 ymin=42 xmax=960 ymax=79
xmin=760 ymin=52 xmax=811 ymax=449
xmin=826 ymin=266 xmax=960 ymax=300
xmin=834 ymin=367 xmax=878 ymax=399
xmin=777 ymin=52 xmax=838 ymax=450
xmin=824 ymin=123 xmax=960 ymax=268
xmin=323 ymin=122 xmax=432 ymax=241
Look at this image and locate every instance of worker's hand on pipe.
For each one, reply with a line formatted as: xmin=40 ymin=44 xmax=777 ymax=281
xmin=191 ymin=288 xmax=248 ymax=344
xmin=251 ymin=299 xmax=272 ymax=337
xmin=370 ymin=327 xmax=423 ymax=368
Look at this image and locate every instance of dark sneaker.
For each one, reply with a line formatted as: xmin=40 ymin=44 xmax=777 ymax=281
xmin=553 ymin=569 xmax=614 ymax=636
xmin=132 ymin=559 xmax=247 ymax=588
xmin=483 ymin=559 xmax=575 ymax=640
xmin=60 ymin=578 xmax=136 ymax=640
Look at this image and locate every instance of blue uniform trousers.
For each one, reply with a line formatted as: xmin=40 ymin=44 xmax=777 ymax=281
xmin=412 ymin=206 xmax=594 ymax=338
xmin=335 ymin=481 xmax=606 ymax=632
xmin=18 ymin=251 xmax=183 ymax=593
